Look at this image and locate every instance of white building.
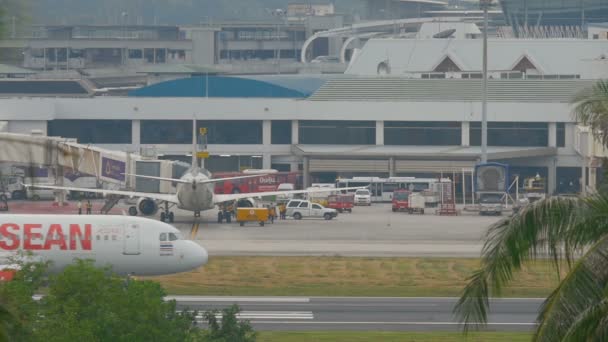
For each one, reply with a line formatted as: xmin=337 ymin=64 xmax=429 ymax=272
xmin=2 ymin=37 xmax=607 ymax=196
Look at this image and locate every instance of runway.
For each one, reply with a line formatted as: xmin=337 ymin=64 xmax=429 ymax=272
xmin=173 ymin=204 xmax=502 ymax=257
xmin=170 ymin=296 xmax=542 ymax=331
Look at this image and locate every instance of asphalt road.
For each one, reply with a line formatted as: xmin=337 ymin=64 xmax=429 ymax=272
xmin=169 ymin=204 xmax=502 ymax=257
xmin=170 ymin=296 xmax=542 ymax=331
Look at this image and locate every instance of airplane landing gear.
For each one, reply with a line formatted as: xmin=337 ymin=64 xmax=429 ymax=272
xmin=128 ymin=206 xmax=138 ymax=216
xmin=217 ymin=211 xmax=232 ymax=223
xmin=160 ymin=203 xmax=174 ymax=223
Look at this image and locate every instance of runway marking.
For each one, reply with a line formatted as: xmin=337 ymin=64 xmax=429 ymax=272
xmin=190 ymin=222 xmax=200 ymax=240
xmin=179 ymin=310 xmax=314 ymax=320
xmin=169 ymin=296 xmax=310 ymax=303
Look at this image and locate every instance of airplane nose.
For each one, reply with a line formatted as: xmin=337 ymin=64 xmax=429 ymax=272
xmin=186 ymin=241 xmax=208 ymax=270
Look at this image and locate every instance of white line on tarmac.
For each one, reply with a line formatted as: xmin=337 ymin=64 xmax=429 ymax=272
xmin=168 ymin=296 xmax=310 ymax=303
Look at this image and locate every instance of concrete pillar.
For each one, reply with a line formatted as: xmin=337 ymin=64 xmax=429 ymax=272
xmin=376 ymin=120 xmax=384 ymax=146
xmin=263 ymin=120 xmax=272 ymax=146
xmin=548 ymin=122 xmax=557 ymax=147
xmin=291 ymin=120 xmax=299 ymax=144
xmin=589 ymin=166 xmax=597 ymax=192
xmin=389 ymin=157 xmax=395 ymax=177
xmin=461 ymin=121 xmax=470 ymax=147
xmin=565 ymin=123 xmax=575 ymax=150
xmin=262 ymin=154 xmax=272 ymax=169
xmin=303 ymin=156 xmax=310 ymax=188
xmin=547 ymin=157 xmax=557 ymax=195
xmin=132 ymin=120 xmax=141 ymax=153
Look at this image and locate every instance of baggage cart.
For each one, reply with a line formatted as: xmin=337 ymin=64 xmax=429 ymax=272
xmin=236 ymin=207 xmax=269 ymax=226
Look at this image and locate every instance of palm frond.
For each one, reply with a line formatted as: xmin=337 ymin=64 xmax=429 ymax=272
xmin=534 ymin=235 xmax=608 ymax=342
xmin=561 ymin=297 xmax=608 ymax=342
xmin=454 ymin=196 xmax=589 ymax=328
xmin=572 ymin=80 xmax=608 ymax=148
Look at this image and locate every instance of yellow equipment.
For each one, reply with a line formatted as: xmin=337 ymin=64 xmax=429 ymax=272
xmin=236 ymin=207 xmax=269 ymax=227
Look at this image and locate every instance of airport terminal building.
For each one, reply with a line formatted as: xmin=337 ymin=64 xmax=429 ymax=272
xmin=2 ymin=38 xmax=607 ymax=195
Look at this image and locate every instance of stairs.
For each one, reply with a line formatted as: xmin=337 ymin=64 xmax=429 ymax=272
xmin=100 ymin=195 xmax=122 ymax=214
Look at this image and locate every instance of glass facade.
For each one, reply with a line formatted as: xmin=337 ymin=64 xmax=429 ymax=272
xmin=385 ymin=121 xmax=461 ymax=146
xmin=141 ymin=120 xmax=192 ymax=144
xmin=557 ymin=167 xmax=582 ymax=194
xmin=271 ymin=120 xmax=292 ymax=144
xmin=470 ymin=122 xmax=548 ymax=147
xmin=299 ymin=120 xmax=375 ymax=145
xmin=197 ymin=120 xmax=262 ymax=144
xmin=47 ymin=120 xmax=131 ymax=144
xmin=205 ymin=155 xmax=263 ymax=173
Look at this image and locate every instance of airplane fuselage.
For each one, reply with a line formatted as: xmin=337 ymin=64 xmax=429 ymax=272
xmin=175 ymin=171 xmax=215 ymax=212
xmin=0 ymin=215 xmax=208 ymax=276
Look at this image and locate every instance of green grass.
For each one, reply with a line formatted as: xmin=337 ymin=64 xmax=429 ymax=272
xmin=146 ymin=256 xmax=562 ymax=297
xmin=257 ymin=331 xmax=533 ymax=342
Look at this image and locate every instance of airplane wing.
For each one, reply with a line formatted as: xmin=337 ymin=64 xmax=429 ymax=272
xmin=23 ymin=184 xmax=179 ymax=204
xmin=124 ymin=173 xmax=266 ymax=185
xmin=213 ymin=186 xmax=366 ymax=204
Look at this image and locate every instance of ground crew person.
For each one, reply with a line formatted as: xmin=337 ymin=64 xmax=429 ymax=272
xmin=279 ymin=203 xmax=286 ymax=220
xmin=86 ymin=200 xmax=92 ymax=215
xmin=77 ymin=200 xmax=83 ymax=215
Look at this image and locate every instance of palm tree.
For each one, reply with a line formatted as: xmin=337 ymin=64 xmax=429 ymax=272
xmin=454 ymin=80 xmax=608 ymax=341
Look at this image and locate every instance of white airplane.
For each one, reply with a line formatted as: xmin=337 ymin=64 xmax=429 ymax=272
xmin=26 ymin=127 xmax=362 ymax=223
xmin=0 ymin=214 xmax=208 ymax=276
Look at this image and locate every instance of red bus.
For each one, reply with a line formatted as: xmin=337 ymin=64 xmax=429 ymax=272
xmin=213 ymin=170 xmax=302 ymax=194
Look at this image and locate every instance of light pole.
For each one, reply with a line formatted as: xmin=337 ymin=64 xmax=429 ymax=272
xmin=272 ymin=9 xmax=286 ymax=75
xmin=480 ymin=0 xmax=491 ymax=164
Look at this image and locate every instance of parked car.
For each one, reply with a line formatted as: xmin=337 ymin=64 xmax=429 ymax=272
xmin=285 ymin=199 xmax=338 ymax=220
xmin=354 ymin=189 xmax=372 ymax=206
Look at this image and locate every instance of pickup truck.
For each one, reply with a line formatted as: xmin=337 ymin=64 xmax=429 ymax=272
xmin=285 ymin=199 xmax=338 ymax=220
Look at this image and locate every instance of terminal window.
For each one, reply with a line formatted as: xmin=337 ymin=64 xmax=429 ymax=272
xmin=299 ymin=120 xmax=375 ymax=145
xmin=271 ymin=121 xmax=292 ymax=144
xmin=470 ymin=122 xmax=548 ymax=147
xmin=47 ymin=120 xmax=132 ymax=144
xmin=141 ymin=120 xmax=192 ymax=144
xmin=197 ymin=120 xmax=262 ymax=144
xmin=385 ymin=121 xmax=461 ymax=146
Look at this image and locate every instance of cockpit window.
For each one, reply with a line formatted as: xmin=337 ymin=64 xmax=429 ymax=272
xmin=168 ymin=233 xmax=179 ymax=241
xmin=159 ymin=233 xmax=167 ymax=241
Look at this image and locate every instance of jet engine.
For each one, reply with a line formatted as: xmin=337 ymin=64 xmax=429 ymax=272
xmin=137 ymin=198 xmax=159 ymax=216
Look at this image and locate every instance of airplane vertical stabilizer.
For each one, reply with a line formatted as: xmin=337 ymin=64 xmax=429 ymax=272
xmin=191 ymin=119 xmax=199 ymax=174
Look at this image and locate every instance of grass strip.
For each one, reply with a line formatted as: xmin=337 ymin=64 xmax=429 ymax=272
xmin=147 ymin=256 xmax=562 ymax=297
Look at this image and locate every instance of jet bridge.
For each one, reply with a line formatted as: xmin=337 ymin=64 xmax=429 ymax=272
xmin=0 ymin=132 xmax=185 ymax=205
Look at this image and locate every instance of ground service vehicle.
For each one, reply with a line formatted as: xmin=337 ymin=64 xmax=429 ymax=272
xmin=407 ymin=193 xmax=426 ymax=214
xmin=479 ymin=193 xmax=504 ymax=216
xmin=213 ymin=170 xmax=301 ymax=194
xmin=285 ymin=199 xmax=338 ymax=220
xmin=392 ymin=190 xmax=410 ymax=212
xmin=236 ymin=207 xmax=269 ymax=226
xmin=354 ymin=189 xmax=372 ymax=206
xmin=336 ymin=177 xmax=451 ymax=204
xmin=327 ymin=194 xmax=354 ymax=213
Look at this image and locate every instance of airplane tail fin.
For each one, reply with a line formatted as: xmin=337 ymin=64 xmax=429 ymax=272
xmin=191 ymin=119 xmax=199 ymax=174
